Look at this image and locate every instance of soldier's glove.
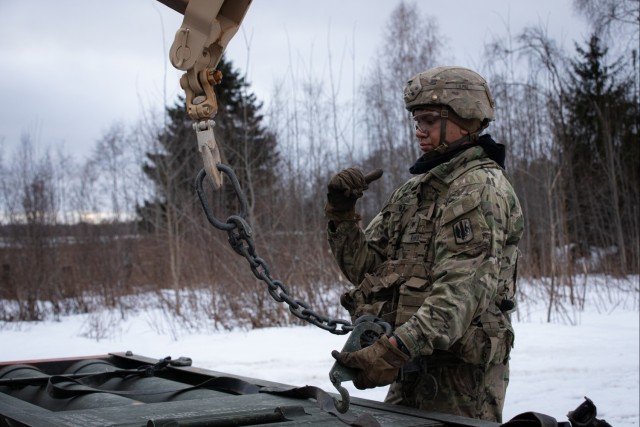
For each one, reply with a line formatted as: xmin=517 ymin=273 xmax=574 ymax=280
xmin=325 ymin=168 xmax=383 ymax=222
xmin=331 ymin=334 xmax=409 ymax=390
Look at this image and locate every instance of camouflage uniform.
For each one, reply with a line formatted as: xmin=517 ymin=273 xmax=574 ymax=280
xmin=327 ymin=144 xmax=524 ymax=422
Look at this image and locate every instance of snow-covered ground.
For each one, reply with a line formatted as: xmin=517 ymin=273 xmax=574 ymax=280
xmin=1 ymin=276 xmax=638 ymax=426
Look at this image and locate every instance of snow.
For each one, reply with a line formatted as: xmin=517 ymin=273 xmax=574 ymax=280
xmin=1 ymin=276 xmax=638 ymax=426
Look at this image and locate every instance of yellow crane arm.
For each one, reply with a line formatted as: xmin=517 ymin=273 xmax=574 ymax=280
xmin=157 ymin=0 xmax=252 ymax=188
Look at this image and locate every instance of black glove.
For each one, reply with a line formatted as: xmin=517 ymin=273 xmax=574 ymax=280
xmin=325 ymin=168 xmax=383 ymax=222
xmin=331 ymin=334 xmax=409 ymax=390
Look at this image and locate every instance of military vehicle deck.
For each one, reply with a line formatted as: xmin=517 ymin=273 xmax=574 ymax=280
xmin=0 ymin=351 xmax=502 ymax=427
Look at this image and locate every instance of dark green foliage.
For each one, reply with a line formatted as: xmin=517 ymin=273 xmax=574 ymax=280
xmin=561 ymin=34 xmax=639 ymax=267
xmin=214 ymin=58 xmax=279 ymax=180
xmin=564 ymin=35 xmax=636 ymax=169
xmin=137 ymin=56 xmax=279 ymax=232
xmin=137 ymin=95 xmax=200 ymax=233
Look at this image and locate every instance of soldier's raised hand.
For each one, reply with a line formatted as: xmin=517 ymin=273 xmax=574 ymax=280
xmin=325 ymin=168 xmax=383 ymax=222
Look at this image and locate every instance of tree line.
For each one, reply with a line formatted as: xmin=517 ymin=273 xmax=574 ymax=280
xmin=0 ymin=0 xmax=637 ymax=323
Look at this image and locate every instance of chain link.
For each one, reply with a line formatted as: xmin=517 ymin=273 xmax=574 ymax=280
xmin=195 ymin=165 xmax=357 ymax=335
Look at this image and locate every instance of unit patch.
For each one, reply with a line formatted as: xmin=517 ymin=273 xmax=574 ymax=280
xmin=453 ymin=218 xmax=473 ymax=244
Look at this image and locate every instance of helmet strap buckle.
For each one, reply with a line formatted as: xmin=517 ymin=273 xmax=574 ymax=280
xmin=438 ymin=109 xmax=449 ymax=150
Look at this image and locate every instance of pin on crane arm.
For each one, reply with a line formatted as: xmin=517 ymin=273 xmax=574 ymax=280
xmin=157 ymin=0 xmax=252 ymax=189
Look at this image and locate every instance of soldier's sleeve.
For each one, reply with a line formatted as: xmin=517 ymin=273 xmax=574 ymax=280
xmin=394 ymin=181 xmax=511 ymax=357
xmin=326 ymin=210 xmax=388 ymax=286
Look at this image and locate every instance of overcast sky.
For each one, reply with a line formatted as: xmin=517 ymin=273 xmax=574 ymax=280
xmin=0 ymin=0 xmax=589 ymax=161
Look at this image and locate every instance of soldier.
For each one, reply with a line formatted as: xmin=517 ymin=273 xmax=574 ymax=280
xmin=326 ymin=66 xmax=524 ymax=422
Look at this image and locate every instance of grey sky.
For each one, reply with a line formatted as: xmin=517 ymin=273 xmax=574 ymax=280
xmin=0 ymin=0 xmax=588 ymax=161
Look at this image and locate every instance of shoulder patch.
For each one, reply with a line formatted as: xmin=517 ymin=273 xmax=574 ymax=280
xmin=453 ymin=218 xmax=473 ymax=244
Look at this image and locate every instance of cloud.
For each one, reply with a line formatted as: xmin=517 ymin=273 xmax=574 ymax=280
xmin=0 ymin=0 xmax=587 ymax=160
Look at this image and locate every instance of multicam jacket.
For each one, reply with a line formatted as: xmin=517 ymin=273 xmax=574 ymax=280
xmin=328 ymin=144 xmax=524 ymax=366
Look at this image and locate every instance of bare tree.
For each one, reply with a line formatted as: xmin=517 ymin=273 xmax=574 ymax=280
xmin=360 ymin=1 xmax=445 ymax=211
xmin=0 ymin=137 xmax=63 ymax=319
xmin=573 ymin=0 xmax=640 ymax=50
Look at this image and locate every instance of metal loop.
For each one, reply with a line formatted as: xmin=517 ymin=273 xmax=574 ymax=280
xmin=267 ymin=286 xmax=285 ymax=303
xmin=279 ymin=293 xmax=299 ymax=310
xmin=249 ymin=258 xmax=271 ymax=281
xmin=194 ymin=164 xmax=250 ymax=231
xmin=216 ymin=164 xmax=249 ymax=219
xmin=195 ymin=169 xmax=235 ymax=231
xmin=227 ymin=215 xmax=252 ymax=238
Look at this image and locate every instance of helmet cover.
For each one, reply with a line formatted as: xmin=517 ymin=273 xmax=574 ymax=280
xmin=404 ymin=66 xmax=495 ymax=127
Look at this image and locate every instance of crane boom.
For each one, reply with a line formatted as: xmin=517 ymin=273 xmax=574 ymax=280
xmin=157 ymin=0 xmax=252 ymax=189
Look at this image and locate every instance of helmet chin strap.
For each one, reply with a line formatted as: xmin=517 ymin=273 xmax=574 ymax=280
xmin=434 ymin=109 xmax=478 ymax=154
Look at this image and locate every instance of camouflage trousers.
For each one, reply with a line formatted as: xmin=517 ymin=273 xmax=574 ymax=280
xmin=384 ymin=358 xmax=509 ymax=423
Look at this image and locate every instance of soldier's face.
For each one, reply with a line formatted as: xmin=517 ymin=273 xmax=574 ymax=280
xmin=413 ymin=109 xmax=468 ymax=153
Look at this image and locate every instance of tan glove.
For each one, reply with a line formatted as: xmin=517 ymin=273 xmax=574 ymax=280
xmin=331 ymin=334 xmax=409 ymax=389
xmin=325 ymin=168 xmax=383 ymax=222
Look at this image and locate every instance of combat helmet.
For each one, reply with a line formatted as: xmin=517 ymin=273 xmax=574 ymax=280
xmin=404 ymin=66 xmax=495 ymax=152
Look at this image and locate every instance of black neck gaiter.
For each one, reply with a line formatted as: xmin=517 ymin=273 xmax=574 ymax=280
xmin=409 ymin=134 xmax=506 ymax=175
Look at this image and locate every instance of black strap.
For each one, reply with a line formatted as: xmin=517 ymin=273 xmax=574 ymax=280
xmin=500 ymin=411 xmax=571 ymax=427
xmin=46 ymin=372 xmax=260 ymax=399
xmin=46 ymin=357 xmax=260 ymax=399
xmin=261 ymin=385 xmax=381 ymax=427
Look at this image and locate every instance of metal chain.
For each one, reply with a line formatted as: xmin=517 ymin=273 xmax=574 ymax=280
xmin=195 ymin=165 xmax=356 ymax=335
